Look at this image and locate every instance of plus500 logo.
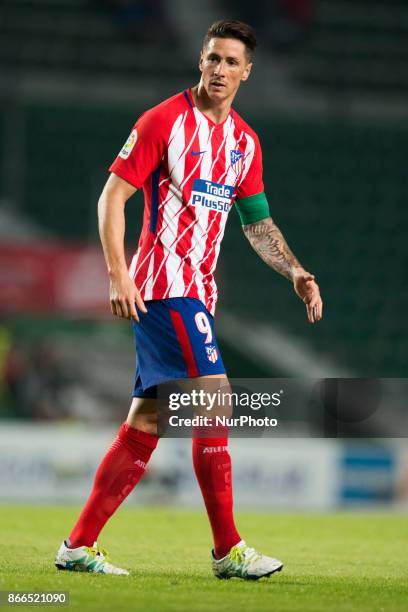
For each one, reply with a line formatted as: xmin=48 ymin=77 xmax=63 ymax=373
xmin=190 ymin=179 xmax=233 ymax=214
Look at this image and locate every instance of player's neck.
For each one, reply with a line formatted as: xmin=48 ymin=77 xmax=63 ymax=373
xmin=191 ymin=84 xmax=233 ymax=125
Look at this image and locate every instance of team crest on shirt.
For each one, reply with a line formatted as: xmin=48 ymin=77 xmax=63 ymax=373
xmin=230 ymin=149 xmax=244 ymax=174
xmin=206 ymin=345 xmax=219 ymax=363
xmin=119 ymin=128 xmax=137 ymax=159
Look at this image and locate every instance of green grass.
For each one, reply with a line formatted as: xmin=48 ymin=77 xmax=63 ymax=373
xmin=0 ymin=506 xmax=407 ymax=611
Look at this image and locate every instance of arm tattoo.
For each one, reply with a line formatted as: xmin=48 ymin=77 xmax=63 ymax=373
xmin=243 ymin=217 xmax=302 ymax=280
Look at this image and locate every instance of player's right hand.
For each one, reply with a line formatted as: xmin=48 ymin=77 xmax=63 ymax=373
xmin=109 ymin=273 xmax=147 ymax=322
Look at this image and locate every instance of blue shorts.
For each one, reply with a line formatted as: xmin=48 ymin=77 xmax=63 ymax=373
xmin=132 ymin=297 xmax=226 ymax=398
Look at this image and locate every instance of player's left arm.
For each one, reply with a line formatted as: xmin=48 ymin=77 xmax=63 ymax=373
xmin=242 ymin=216 xmax=323 ymax=324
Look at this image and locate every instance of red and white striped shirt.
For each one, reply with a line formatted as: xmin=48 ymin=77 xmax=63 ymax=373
xmin=109 ymin=89 xmax=264 ymax=315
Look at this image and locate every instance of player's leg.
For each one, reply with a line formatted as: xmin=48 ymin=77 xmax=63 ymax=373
xmin=187 ymin=373 xmax=283 ymax=579
xmin=189 ymin=373 xmax=241 ymax=556
xmin=67 ymin=396 xmax=159 ymax=548
xmin=55 ymin=396 xmax=159 ymax=574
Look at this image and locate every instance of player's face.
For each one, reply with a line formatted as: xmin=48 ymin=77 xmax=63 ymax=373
xmin=199 ymin=37 xmax=252 ymax=102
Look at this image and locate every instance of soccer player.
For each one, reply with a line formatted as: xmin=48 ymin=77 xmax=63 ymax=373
xmin=55 ymin=19 xmax=322 ymax=578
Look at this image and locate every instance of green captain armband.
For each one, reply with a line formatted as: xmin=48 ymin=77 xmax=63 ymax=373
xmin=234 ymin=192 xmax=270 ymax=225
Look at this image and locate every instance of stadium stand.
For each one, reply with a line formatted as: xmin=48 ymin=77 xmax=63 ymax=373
xmin=295 ymin=0 xmax=408 ymax=94
xmin=0 ymin=0 xmax=185 ymax=77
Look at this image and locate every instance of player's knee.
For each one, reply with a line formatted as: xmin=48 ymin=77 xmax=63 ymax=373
xmin=127 ymin=411 xmax=158 ymax=435
xmin=127 ymin=397 xmax=158 ymax=435
xmin=135 ymin=417 xmax=158 ymax=435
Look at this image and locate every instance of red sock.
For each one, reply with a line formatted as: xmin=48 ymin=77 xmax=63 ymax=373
xmin=68 ymin=423 xmax=158 ymax=548
xmin=192 ymin=432 xmax=241 ymax=559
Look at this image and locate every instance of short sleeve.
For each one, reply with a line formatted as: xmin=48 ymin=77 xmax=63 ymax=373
xmin=235 ymin=133 xmax=264 ymax=200
xmin=109 ymin=109 xmax=166 ymax=189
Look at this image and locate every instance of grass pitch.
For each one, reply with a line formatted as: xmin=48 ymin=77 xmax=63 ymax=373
xmin=1 ymin=505 xmax=407 ymax=611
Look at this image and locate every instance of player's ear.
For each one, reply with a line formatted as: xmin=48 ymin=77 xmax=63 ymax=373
xmin=241 ymin=62 xmax=252 ymax=82
xmin=199 ymin=51 xmax=204 ymax=72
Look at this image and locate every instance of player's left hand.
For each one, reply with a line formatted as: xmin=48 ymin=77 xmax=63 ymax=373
xmin=292 ymin=269 xmax=323 ymax=324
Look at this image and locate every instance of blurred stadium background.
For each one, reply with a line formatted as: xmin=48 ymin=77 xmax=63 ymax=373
xmin=0 ymin=0 xmax=407 ymax=511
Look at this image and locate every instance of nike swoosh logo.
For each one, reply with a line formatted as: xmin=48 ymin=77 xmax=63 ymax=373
xmin=191 ymin=150 xmax=207 ymax=156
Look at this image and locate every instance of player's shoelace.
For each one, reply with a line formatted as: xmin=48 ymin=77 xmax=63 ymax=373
xmin=85 ymin=545 xmax=111 ymax=572
xmin=84 ymin=545 xmax=111 ymax=563
xmin=229 ymin=544 xmax=262 ymax=566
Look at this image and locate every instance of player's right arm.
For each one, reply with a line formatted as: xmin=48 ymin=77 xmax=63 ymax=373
xmin=98 ymin=173 xmax=147 ymax=322
xmin=102 ymin=105 xmax=167 ymax=320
